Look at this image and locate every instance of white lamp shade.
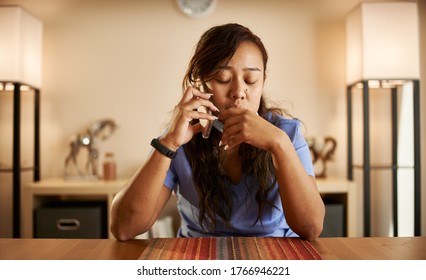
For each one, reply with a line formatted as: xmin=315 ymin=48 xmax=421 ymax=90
xmin=346 ymin=2 xmax=419 ymax=85
xmin=0 ymin=6 xmax=43 ymax=89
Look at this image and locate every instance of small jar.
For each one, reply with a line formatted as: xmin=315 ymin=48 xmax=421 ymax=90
xmin=103 ymin=152 xmax=116 ymax=180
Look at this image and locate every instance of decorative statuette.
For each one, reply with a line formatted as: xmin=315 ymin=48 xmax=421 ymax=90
xmin=307 ymin=136 xmax=337 ymax=178
xmin=64 ymin=119 xmax=117 ymax=180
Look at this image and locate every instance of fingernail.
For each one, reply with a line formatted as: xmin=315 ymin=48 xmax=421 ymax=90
xmin=219 ymin=140 xmax=222 ymax=146
xmin=224 ymin=145 xmax=228 ymax=151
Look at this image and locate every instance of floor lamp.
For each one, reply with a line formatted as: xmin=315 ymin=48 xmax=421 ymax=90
xmin=0 ymin=6 xmax=43 ymax=238
xmin=346 ymin=2 xmax=421 ymax=237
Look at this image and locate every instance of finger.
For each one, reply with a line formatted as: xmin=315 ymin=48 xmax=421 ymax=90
xmin=234 ymin=104 xmax=248 ymax=110
xmin=220 ymin=115 xmax=259 ymax=146
xmin=180 ymin=87 xmax=197 ymax=103
xmin=182 ymin=98 xmax=220 ymax=112
xmin=192 ymin=110 xmax=218 ymax=122
xmin=181 ymin=87 xmax=213 ymax=103
xmin=219 ymin=122 xmax=241 ymax=147
xmin=178 ymin=108 xmax=218 ymax=124
xmin=218 ymin=106 xmax=246 ymax=120
xmin=221 ymin=113 xmax=248 ymax=135
xmin=222 ymin=134 xmax=242 ymax=151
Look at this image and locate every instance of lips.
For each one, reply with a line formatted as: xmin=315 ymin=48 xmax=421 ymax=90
xmin=224 ymin=103 xmax=246 ymax=110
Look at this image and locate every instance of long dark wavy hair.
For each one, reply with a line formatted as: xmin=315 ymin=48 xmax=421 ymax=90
xmin=182 ymin=23 xmax=285 ymax=232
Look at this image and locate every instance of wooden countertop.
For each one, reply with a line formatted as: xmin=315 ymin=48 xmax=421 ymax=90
xmin=1 ymin=236 xmax=425 ymax=260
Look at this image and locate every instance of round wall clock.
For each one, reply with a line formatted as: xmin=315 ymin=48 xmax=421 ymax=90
xmin=176 ymin=0 xmax=217 ymax=18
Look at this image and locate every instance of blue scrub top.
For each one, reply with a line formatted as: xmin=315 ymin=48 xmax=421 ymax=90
xmin=163 ymin=112 xmax=315 ymax=237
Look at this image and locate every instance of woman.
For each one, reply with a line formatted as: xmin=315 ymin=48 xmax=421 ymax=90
xmin=110 ymin=23 xmax=324 ymax=241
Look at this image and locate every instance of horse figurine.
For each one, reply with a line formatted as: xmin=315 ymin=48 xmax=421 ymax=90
xmin=64 ymin=119 xmax=117 ymax=179
xmin=306 ymin=136 xmax=337 ymax=178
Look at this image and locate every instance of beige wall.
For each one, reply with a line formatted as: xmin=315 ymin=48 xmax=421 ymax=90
xmin=0 ymin=0 xmax=424 ymax=237
xmin=0 ymin=0 xmax=352 ymax=179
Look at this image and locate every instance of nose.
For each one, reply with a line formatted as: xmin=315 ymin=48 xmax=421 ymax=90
xmin=230 ymin=80 xmax=246 ymax=100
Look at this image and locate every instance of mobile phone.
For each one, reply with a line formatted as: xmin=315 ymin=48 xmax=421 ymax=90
xmin=197 ymin=105 xmax=214 ymax=139
xmin=197 ymin=84 xmax=223 ymax=138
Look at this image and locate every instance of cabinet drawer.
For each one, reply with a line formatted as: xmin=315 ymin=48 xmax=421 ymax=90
xmin=35 ymin=203 xmax=106 ymax=238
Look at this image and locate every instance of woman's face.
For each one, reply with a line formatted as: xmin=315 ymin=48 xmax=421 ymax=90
xmin=207 ymin=42 xmax=265 ymax=113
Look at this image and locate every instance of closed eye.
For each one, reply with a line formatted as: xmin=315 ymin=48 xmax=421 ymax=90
xmin=245 ymin=80 xmax=257 ymax=85
xmin=215 ymin=78 xmax=231 ymax=84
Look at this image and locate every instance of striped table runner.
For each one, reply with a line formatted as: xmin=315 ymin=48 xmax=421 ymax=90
xmin=139 ymin=237 xmax=323 ymax=260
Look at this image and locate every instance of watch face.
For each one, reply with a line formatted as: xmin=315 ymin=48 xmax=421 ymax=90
xmin=176 ymin=0 xmax=217 ymax=18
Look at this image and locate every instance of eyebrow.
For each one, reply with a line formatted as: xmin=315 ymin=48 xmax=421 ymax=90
xmin=217 ymin=65 xmax=262 ymax=72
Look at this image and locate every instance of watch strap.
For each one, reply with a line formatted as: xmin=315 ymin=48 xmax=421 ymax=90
xmin=150 ymin=138 xmax=177 ymax=159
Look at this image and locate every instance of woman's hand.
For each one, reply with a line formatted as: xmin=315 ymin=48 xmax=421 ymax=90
xmin=218 ymin=105 xmax=285 ymax=152
xmin=161 ymin=87 xmax=219 ymax=149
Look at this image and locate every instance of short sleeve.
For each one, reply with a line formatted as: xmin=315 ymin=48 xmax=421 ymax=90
xmin=271 ymin=114 xmax=315 ymax=177
xmin=164 ymin=158 xmax=178 ymax=191
xmin=292 ymin=123 xmax=315 ymax=177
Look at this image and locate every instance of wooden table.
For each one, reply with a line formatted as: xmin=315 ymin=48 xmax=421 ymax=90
xmin=312 ymin=237 xmax=426 ymax=260
xmin=0 ymin=237 xmax=425 ymax=260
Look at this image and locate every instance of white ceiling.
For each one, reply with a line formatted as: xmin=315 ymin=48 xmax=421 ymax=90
xmin=0 ymin=0 xmax=413 ymax=23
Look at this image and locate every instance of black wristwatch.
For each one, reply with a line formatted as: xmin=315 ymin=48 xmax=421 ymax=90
xmin=150 ymin=138 xmax=177 ymax=159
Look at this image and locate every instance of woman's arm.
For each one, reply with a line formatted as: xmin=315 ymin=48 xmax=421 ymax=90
xmin=110 ymin=144 xmax=174 ymax=241
xmin=110 ymin=87 xmax=218 ymax=241
xmin=269 ymin=137 xmax=325 ymax=241
xmin=219 ymin=108 xmax=325 ymax=241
